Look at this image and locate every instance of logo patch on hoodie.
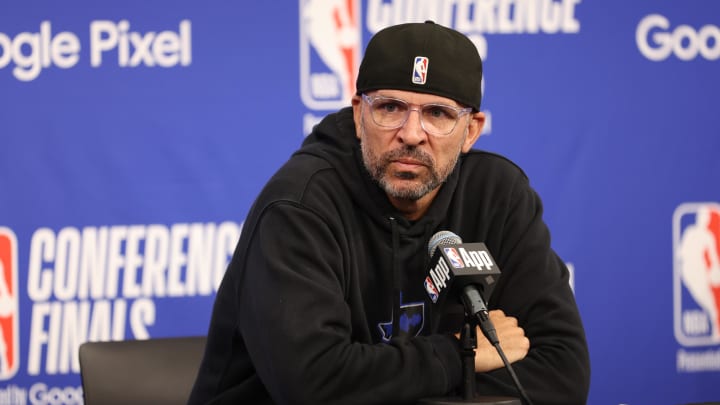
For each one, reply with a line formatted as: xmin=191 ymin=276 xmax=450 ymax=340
xmin=378 ymin=300 xmax=425 ymax=341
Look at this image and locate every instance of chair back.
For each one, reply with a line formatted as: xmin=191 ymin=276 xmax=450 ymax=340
xmin=79 ymin=336 xmax=206 ymax=405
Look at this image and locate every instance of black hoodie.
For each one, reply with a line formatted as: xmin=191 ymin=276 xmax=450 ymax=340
xmin=188 ymin=108 xmax=590 ymax=405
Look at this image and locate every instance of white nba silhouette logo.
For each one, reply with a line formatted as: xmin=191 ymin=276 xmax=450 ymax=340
xmin=299 ymin=0 xmax=361 ymax=110
xmin=673 ymin=203 xmax=720 ymax=346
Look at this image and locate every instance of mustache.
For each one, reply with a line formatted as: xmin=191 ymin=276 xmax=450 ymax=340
xmin=381 ymin=146 xmax=434 ymax=167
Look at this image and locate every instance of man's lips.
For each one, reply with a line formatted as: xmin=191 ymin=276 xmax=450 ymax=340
xmin=392 ymin=158 xmax=426 ymax=169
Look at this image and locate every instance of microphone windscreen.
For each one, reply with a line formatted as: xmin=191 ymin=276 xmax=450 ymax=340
xmin=427 ymin=230 xmax=462 ymax=258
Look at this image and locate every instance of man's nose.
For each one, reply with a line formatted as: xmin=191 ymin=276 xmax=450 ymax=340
xmin=397 ymin=108 xmax=427 ymax=145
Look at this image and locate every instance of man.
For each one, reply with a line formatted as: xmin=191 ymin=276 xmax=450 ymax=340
xmin=189 ymin=21 xmax=590 ymax=404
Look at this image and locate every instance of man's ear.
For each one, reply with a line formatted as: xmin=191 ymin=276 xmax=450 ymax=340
xmin=461 ymin=111 xmax=486 ymax=153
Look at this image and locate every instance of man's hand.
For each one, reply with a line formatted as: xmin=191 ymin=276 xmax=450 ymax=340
xmin=472 ymin=310 xmax=530 ymax=372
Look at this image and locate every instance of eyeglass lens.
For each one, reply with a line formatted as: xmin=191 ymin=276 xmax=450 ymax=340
xmin=367 ymin=97 xmax=466 ymax=135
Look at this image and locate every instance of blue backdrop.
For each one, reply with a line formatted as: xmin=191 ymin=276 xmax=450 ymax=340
xmin=1 ymin=1 xmax=719 ymax=403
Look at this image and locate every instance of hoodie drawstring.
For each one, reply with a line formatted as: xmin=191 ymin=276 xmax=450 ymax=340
xmin=389 ymin=217 xmax=401 ymax=339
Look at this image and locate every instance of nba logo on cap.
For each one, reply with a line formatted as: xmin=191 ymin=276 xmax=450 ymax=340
xmin=412 ymin=56 xmax=428 ymax=84
xmin=0 ymin=228 xmax=19 ymax=380
xmin=673 ymin=202 xmax=720 ymax=347
xmin=299 ymin=0 xmax=361 ymax=110
xmin=443 ymin=247 xmax=465 ymax=269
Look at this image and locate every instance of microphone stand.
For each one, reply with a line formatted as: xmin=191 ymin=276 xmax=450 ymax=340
xmin=417 ymin=316 xmax=521 ymax=405
xmin=460 ymin=321 xmax=478 ymax=401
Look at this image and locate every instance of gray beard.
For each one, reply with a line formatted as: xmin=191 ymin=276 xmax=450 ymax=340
xmin=360 ymin=137 xmax=460 ymax=201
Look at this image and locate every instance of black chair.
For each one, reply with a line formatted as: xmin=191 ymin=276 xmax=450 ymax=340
xmin=78 ymin=336 xmax=206 ymax=405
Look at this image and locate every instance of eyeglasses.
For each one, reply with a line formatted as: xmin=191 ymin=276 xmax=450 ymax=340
xmin=361 ymin=94 xmax=472 ymax=137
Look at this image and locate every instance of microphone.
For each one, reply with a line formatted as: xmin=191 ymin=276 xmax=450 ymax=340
xmin=424 ymin=230 xmax=500 ymax=339
xmin=423 ymin=231 xmax=534 ymax=405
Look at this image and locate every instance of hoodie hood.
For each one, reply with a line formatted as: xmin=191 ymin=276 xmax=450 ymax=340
xmin=295 ymin=107 xmax=462 ymax=238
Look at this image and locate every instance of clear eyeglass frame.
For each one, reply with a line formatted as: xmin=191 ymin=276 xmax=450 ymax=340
xmin=361 ymin=93 xmax=473 ymax=137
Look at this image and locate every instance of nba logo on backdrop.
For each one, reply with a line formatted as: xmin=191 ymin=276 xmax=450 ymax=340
xmin=0 ymin=228 xmax=19 ymax=379
xmin=673 ymin=203 xmax=720 ymax=347
xmin=299 ymin=0 xmax=361 ymax=110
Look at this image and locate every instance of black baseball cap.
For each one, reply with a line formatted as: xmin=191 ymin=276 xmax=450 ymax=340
xmin=355 ymin=21 xmax=483 ymax=111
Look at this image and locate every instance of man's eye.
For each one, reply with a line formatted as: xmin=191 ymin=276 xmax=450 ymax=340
xmin=426 ymin=106 xmax=455 ymax=119
xmin=378 ymin=102 xmax=403 ymax=113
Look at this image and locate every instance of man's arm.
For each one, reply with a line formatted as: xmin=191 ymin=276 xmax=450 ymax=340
xmin=236 ymin=202 xmax=462 ymax=404
xmin=475 ymin=176 xmax=591 ymax=405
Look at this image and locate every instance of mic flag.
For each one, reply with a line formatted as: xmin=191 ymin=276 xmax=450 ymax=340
xmin=424 ymin=231 xmax=501 ymax=331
